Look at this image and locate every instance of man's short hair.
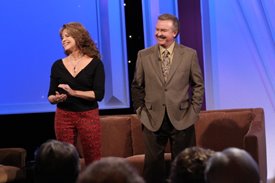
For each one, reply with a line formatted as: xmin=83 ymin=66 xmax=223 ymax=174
xmin=158 ymin=13 xmax=180 ymax=36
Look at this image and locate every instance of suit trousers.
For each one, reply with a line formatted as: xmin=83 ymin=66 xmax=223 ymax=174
xmin=142 ymin=111 xmax=195 ymax=183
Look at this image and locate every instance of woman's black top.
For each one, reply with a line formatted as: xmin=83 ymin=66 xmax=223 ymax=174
xmin=48 ymin=59 xmax=105 ymax=112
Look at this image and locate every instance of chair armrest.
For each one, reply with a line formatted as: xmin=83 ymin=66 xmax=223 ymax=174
xmin=0 ymin=148 xmax=27 ymax=168
xmin=244 ymin=120 xmax=267 ymax=183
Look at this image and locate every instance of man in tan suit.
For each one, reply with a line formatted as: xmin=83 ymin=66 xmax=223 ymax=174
xmin=131 ymin=13 xmax=204 ymax=183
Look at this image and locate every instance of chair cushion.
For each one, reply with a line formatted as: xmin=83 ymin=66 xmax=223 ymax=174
xmin=195 ymin=110 xmax=254 ymax=151
xmin=130 ymin=115 xmax=145 ymax=155
xmin=0 ymin=165 xmax=25 ymax=183
xmin=100 ymin=115 xmax=133 ymax=157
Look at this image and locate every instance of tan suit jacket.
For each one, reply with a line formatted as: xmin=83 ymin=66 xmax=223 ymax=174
xmin=131 ymin=43 xmax=204 ymax=132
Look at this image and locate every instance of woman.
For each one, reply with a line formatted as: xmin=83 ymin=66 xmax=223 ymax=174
xmin=48 ymin=22 xmax=105 ymax=166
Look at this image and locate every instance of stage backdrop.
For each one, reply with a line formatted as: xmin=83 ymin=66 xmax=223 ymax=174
xmin=201 ymin=0 xmax=275 ymax=179
xmin=0 ymin=0 xmax=129 ymax=114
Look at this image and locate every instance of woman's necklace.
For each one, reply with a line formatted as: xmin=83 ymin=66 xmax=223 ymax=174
xmin=70 ymin=54 xmax=84 ymax=74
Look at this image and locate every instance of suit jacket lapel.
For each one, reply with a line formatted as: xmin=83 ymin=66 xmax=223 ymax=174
xmin=166 ymin=43 xmax=183 ymax=83
xmin=150 ymin=45 xmax=165 ymax=82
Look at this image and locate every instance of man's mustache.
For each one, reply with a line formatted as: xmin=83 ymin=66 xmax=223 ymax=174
xmin=156 ymin=35 xmax=166 ymax=39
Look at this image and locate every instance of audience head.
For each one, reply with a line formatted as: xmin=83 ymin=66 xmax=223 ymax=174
xmin=34 ymin=139 xmax=80 ymax=183
xmin=169 ymin=146 xmax=216 ymax=183
xmin=77 ymin=157 xmax=145 ymax=183
xmin=205 ymin=147 xmax=260 ymax=183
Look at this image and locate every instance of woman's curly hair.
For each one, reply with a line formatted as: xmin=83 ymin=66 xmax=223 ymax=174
xmin=60 ymin=22 xmax=101 ymax=59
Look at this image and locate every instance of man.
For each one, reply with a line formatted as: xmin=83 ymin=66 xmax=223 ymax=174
xmin=131 ymin=13 xmax=204 ymax=183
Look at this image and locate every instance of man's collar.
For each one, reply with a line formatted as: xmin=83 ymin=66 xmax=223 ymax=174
xmin=159 ymin=42 xmax=175 ymax=54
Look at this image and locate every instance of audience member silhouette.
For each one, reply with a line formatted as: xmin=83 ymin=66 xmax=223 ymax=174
xmin=204 ymin=147 xmax=260 ymax=183
xmin=34 ymin=139 xmax=80 ymax=183
xmin=169 ymin=146 xmax=216 ymax=183
xmin=77 ymin=157 xmax=145 ymax=183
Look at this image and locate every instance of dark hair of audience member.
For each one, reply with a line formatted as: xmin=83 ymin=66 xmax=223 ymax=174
xmin=204 ymin=147 xmax=260 ymax=183
xmin=169 ymin=146 xmax=216 ymax=183
xmin=77 ymin=157 xmax=145 ymax=183
xmin=34 ymin=139 xmax=80 ymax=183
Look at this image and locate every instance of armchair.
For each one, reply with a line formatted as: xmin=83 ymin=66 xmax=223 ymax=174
xmin=195 ymin=108 xmax=267 ymax=183
xmin=0 ymin=148 xmax=27 ymax=183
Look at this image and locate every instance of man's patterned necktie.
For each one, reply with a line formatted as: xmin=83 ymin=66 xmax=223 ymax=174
xmin=162 ymin=50 xmax=170 ymax=82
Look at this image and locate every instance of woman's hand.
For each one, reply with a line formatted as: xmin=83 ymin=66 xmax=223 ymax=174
xmin=58 ymin=84 xmax=76 ymax=96
xmin=55 ymin=91 xmax=67 ymax=102
xmin=58 ymin=84 xmax=95 ymax=101
xmin=48 ymin=91 xmax=67 ymax=104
